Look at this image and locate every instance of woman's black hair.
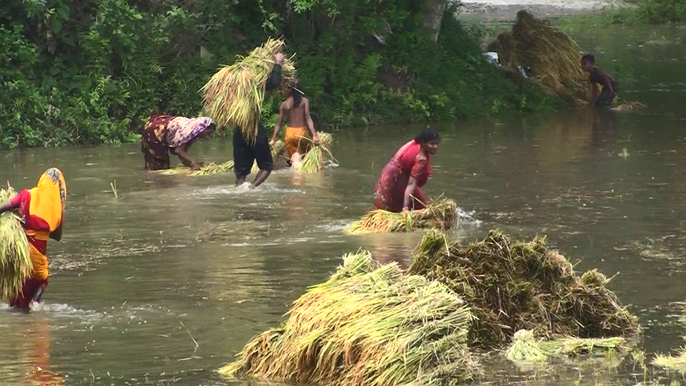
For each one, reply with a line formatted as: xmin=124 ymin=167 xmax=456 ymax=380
xmin=414 ymin=129 xmax=441 ymax=144
xmin=291 ymin=83 xmax=303 ymax=108
xmin=581 ymin=53 xmax=595 ymax=64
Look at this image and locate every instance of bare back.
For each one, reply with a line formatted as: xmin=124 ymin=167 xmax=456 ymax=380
xmin=283 ymin=96 xmax=308 ymax=127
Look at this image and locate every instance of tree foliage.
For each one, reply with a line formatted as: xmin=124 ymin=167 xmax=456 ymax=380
xmin=0 ymin=0 xmax=554 ymax=148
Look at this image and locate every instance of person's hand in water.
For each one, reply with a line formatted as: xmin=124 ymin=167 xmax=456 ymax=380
xmin=274 ymin=53 xmax=284 ymax=65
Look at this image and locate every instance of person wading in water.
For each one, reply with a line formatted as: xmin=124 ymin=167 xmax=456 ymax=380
xmin=581 ymin=54 xmax=619 ymax=107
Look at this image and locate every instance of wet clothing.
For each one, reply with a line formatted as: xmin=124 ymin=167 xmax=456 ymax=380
xmin=589 ymin=67 xmax=619 ymax=107
xmin=373 ymin=140 xmax=432 ymax=212
xmin=8 ymin=168 xmax=66 ymax=308
xmin=233 ymin=64 xmax=282 ymax=178
xmin=141 ymin=115 xmax=214 ymax=170
xmin=285 ymin=126 xmax=311 ymax=158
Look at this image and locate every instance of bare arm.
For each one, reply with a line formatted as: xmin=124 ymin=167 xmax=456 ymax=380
xmin=604 ymin=76 xmax=616 ymax=95
xmin=265 ymin=54 xmax=284 ymax=91
xmin=271 ymin=102 xmax=287 ymax=145
xmin=0 ymin=200 xmax=18 ymax=216
xmin=403 ymin=177 xmax=419 ymax=211
xmin=174 ymin=144 xmax=200 ymax=170
xmin=304 ymin=99 xmax=319 ymax=145
xmin=591 ymin=83 xmax=599 ymax=101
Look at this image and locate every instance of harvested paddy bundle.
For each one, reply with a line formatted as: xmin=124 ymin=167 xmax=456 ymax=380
xmin=347 ymin=198 xmax=458 ymax=234
xmin=0 ymin=187 xmax=32 ymax=300
xmin=158 ymin=140 xmax=285 ymax=176
xmin=409 ymin=230 xmax=638 ymax=348
xmin=506 ymin=329 xmax=626 ymax=363
xmin=653 ymin=348 xmax=686 ymax=373
xmin=220 ymin=251 xmax=478 ymax=385
xmin=611 ymin=100 xmax=647 ymax=112
xmin=297 ymin=132 xmax=335 ymax=173
xmin=202 ymin=38 xmax=296 ymax=144
xmin=488 ymin=11 xmax=591 ymax=106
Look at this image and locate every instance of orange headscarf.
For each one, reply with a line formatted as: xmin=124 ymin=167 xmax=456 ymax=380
xmin=28 ymin=168 xmax=66 ymax=233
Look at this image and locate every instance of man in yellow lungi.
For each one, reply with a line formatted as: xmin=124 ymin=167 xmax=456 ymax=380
xmin=270 ymin=80 xmax=320 ymax=165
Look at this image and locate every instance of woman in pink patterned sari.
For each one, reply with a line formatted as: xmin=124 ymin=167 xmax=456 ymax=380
xmin=141 ymin=115 xmax=216 ymax=170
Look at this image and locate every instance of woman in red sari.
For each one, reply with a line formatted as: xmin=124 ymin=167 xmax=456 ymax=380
xmin=0 ymin=168 xmax=66 ymax=312
xmin=374 ymin=130 xmax=441 ymax=212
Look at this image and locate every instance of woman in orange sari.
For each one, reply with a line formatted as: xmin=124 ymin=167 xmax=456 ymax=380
xmin=0 ymin=168 xmax=66 ymax=312
xmin=373 ymin=130 xmax=440 ymax=212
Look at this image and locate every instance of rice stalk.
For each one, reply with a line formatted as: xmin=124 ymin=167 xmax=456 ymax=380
xmin=409 ymin=229 xmax=639 ymax=348
xmin=202 ymin=38 xmax=297 ymax=144
xmin=219 ymin=251 xmax=478 ymax=385
xmin=653 ymin=349 xmax=686 ymax=373
xmin=506 ymin=329 xmax=626 ymax=363
xmin=347 ymin=198 xmax=458 ymax=234
xmin=0 ymin=187 xmax=32 ymax=301
xmin=611 ymin=100 xmax=647 ymax=111
xmin=297 ymin=132 xmax=335 ymax=173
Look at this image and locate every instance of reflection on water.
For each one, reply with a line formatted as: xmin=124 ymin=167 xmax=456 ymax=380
xmin=1 ymin=23 xmax=686 ymax=385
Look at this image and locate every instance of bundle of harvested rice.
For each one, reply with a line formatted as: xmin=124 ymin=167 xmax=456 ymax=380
xmin=0 ymin=187 xmax=32 ymax=300
xmin=488 ymin=11 xmax=591 ymax=106
xmin=409 ymin=230 xmax=638 ymax=348
xmin=611 ymin=100 xmax=647 ymax=112
xmin=158 ymin=140 xmax=285 ymax=176
xmin=202 ymin=38 xmax=297 ymax=144
xmin=506 ymin=329 xmax=626 ymax=363
xmin=347 ymin=198 xmax=458 ymax=234
xmin=297 ymin=132 xmax=335 ymax=173
xmin=220 ymin=251 xmax=478 ymax=385
xmin=653 ymin=349 xmax=686 ymax=373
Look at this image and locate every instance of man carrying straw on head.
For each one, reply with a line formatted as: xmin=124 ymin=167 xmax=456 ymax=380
xmin=233 ymin=53 xmax=285 ymax=188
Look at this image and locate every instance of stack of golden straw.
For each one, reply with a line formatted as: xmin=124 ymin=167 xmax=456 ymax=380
xmin=0 ymin=187 xmax=32 ymax=301
xmin=202 ymin=38 xmax=297 ymax=144
xmin=347 ymin=198 xmax=458 ymax=234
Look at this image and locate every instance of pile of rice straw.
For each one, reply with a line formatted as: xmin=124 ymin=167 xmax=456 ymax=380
xmin=487 ymin=11 xmax=591 ymax=106
xmin=347 ymin=198 xmax=458 ymax=234
xmin=220 ymin=250 xmax=478 ymax=385
xmin=506 ymin=329 xmax=626 ymax=363
xmin=202 ymin=37 xmax=297 ymax=144
xmin=297 ymin=132 xmax=335 ymax=173
xmin=159 ymin=140 xmax=285 ymax=176
xmin=0 ymin=187 xmax=32 ymax=300
xmin=409 ymin=230 xmax=639 ymax=348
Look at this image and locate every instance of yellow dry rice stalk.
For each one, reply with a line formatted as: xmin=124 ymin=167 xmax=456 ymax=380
xmin=219 ymin=251 xmax=478 ymax=385
xmin=506 ymin=329 xmax=626 ymax=363
xmin=653 ymin=348 xmax=686 ymax=373
xmin=489 ymin=11 xmax=591 ymax=106
xmin=347 ymin=198 xmax=458 ymax=234
xmin=409 ymin=230 xmax=639 ymax=348
xmin=158 ymin=140 xmax=285 ymax=176
xmin=297 ymin=132 xmax=335 ymax=173
xmin=0 ymin=187 xmax=32 ymax=301
xmin=202 ymin=38 xmax=297 ymax=144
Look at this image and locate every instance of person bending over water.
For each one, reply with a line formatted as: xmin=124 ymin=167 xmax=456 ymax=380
xmin=374 ymin=130 xmax=440 ymax=213
xmin=581 ymin=54 xmax=618 ymax=108
xmin=141 ymin=115 xmax=216 ymax=171
xmin=0 ymin=168 xmax=66 ymax=313
xmin=233 ymin=53 xmax=284 ymax=188
xmin=270 ymin=79 xmax=320 ymax=165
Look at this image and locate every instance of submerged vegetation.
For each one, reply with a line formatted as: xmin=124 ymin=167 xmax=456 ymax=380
xmin=0 ymin=0 xmax=556 ymax=148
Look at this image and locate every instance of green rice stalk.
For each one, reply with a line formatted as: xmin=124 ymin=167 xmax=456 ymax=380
xmin=506 ymin=329 xmax=626 ymax=363
xmin=653 ymin=348 xmax=686 ymax=373
xmin=489 ymin=11 xmax=591 ymax=106
xmin=297 ymin=132 xmax=335 ymax=173
xmin=0 ymin=187 xmax=32 ymax=301
xmin=347 ymin=198 xmax=459 ymax=234
xmin=409 ymin=229 xmax=639 ymax=348
xmin=202 ymin=38 xmax=297 ymax=144
xmin=219 ymin=251 xmax=478 ymax=385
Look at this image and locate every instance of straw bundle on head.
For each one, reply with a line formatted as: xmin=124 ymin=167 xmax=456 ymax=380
xmin=347 ymin=198 xmax=458 ymax=234
xmin=506 ymin=329 xmax=626 ymax=363
xmin=0 ymin=187 xmax=32 ymax=301
xmin=297 ymin=132 xmax=335 ymax=173
xmin=202 ymin=38 xmax=297 ymax=144
xmin=409 ymin=230 xmax=639 ymax=348
xmin=158 ymin=140 xmax=285 ymax=176
xmin=489 ymin=11 xmax=590 ymax=106
xmin=220 ymin=251 xmax=478 ymax=385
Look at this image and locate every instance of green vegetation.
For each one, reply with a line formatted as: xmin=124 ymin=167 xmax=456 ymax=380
xmin=0 ymin=0 xmax=556 ymax=148
xmin=629 ymin=0 xmax=686 ymax=23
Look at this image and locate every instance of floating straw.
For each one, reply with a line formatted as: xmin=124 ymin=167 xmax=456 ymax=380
xmin=0 ymin=186 xmax=32 ymax=301
xmin=347 ymin=198 xmax=458 ymax=234
xmin=219 ymin=251 xmax=478 ymax=385
xmin=202 ymin=38 xmax=297 ymax=144
xmin=506 ymin=329 xmax=626 ymax=363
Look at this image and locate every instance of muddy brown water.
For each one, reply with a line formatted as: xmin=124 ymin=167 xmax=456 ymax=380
xmin=1 ymin=23 xmax=686 ymax=385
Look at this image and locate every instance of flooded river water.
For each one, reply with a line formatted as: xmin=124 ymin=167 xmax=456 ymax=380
xmin=1 ymin=23 xmax=686 ymax=385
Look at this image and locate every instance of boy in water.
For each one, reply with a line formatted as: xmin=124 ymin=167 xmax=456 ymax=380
xmin=270 ymin=80 xmax=320 ymax=167
xmin=581 ymin=54 xmax=618 ymax=107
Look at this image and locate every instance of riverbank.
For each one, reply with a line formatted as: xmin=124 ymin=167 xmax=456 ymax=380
xmin=458 ymin=0 xmax=627 ymax=20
